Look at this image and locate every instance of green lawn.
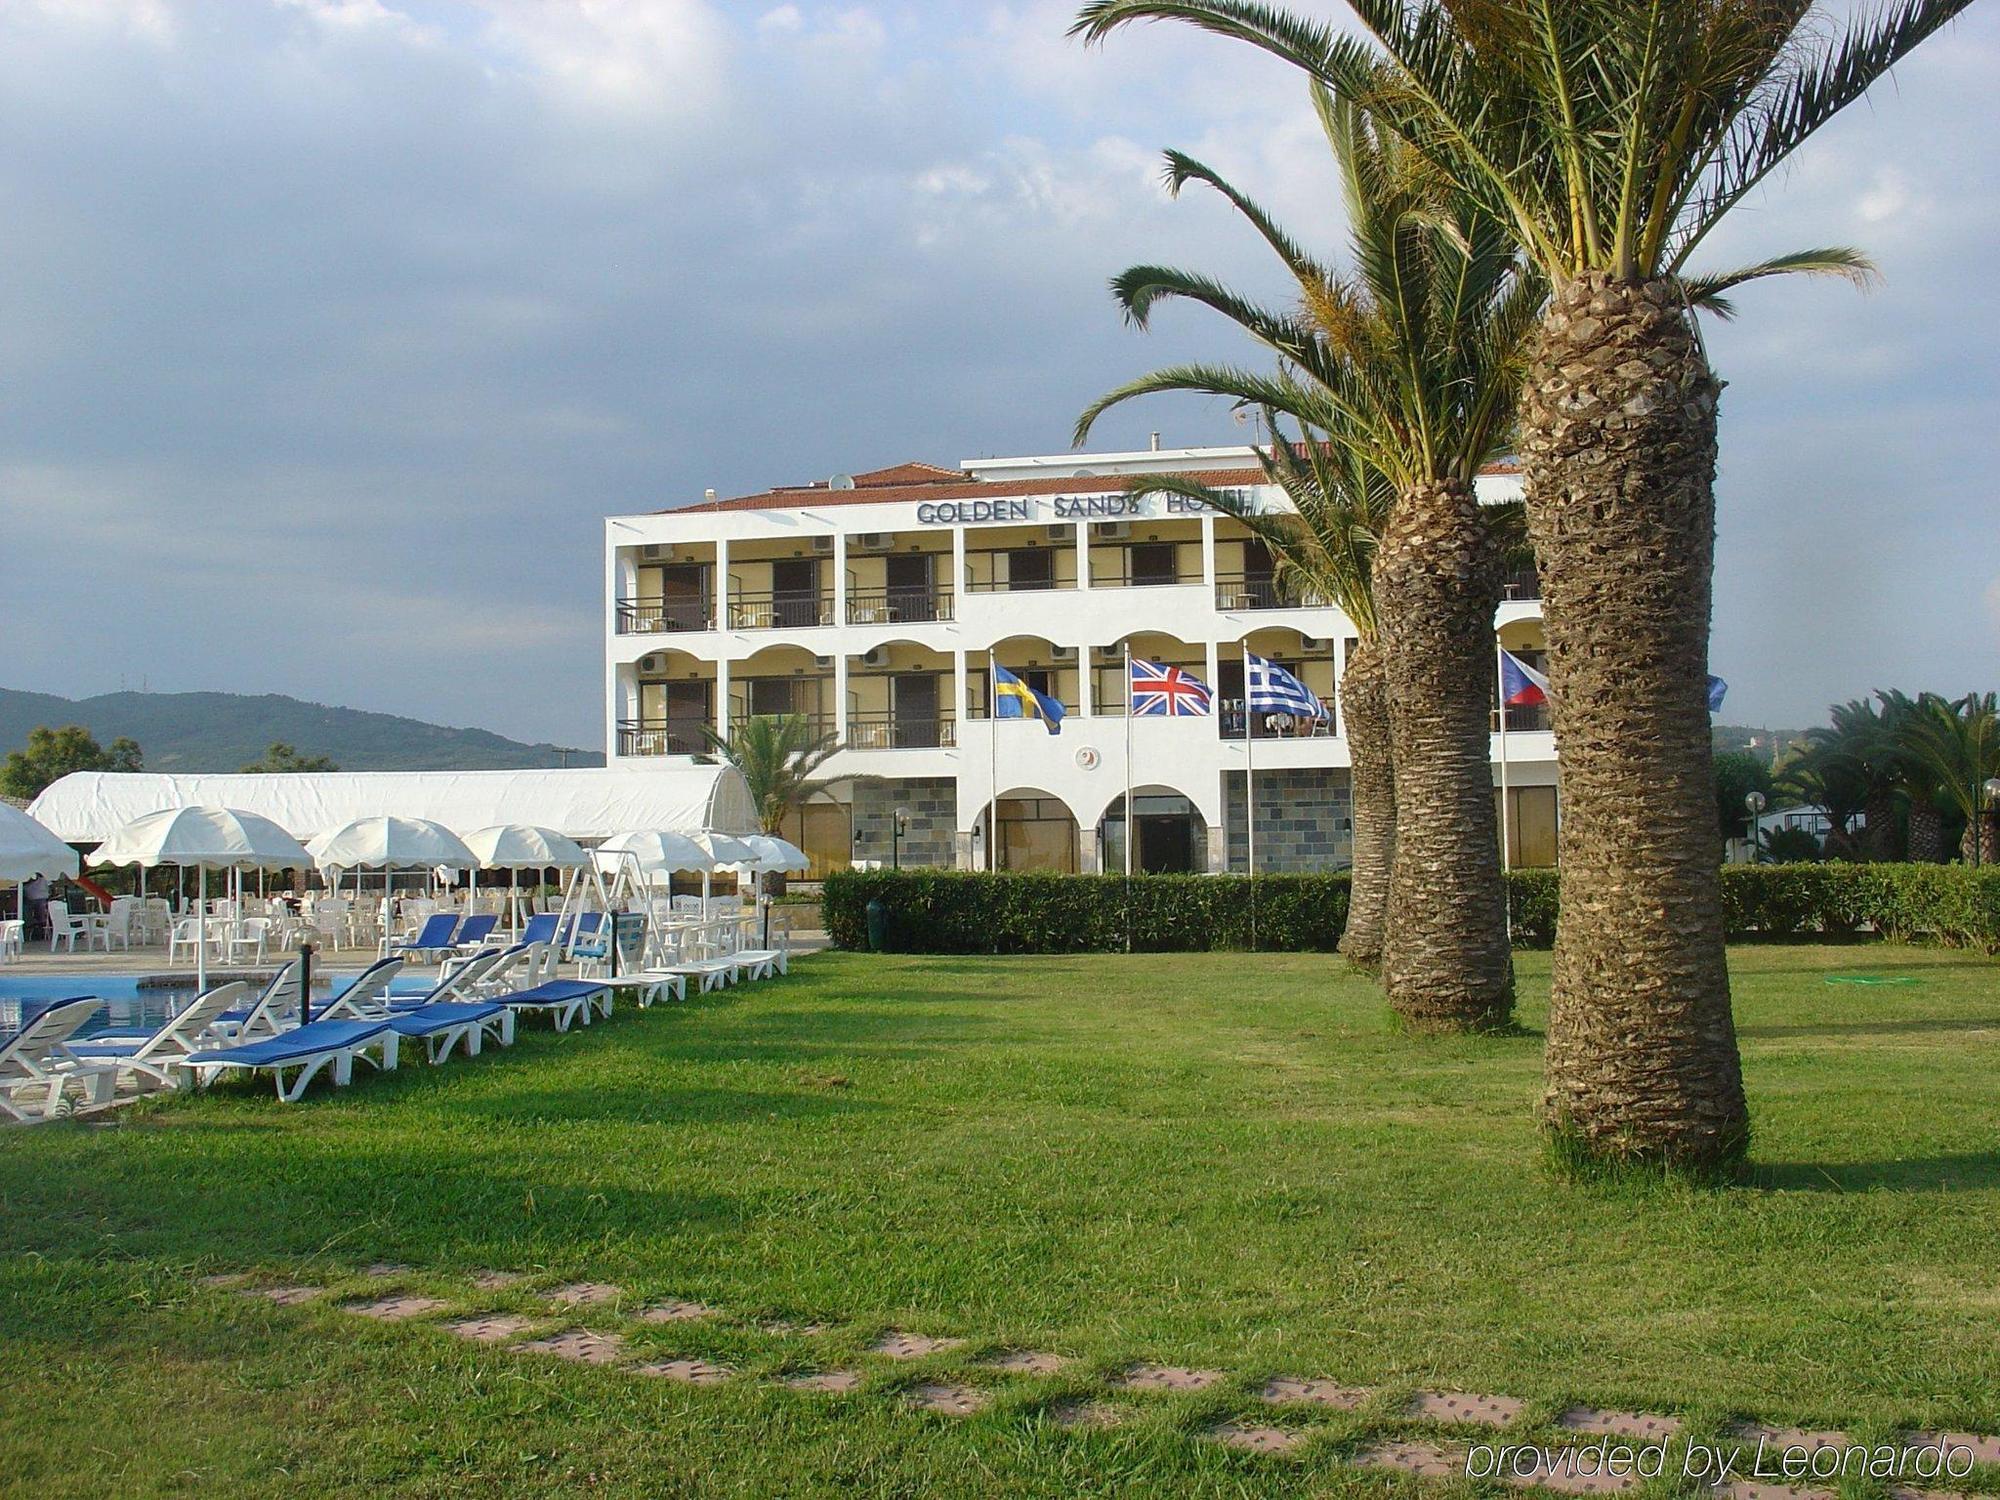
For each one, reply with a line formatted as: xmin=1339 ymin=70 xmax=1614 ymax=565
xmin=3 ymin=945 xmax=1997 ymax=1497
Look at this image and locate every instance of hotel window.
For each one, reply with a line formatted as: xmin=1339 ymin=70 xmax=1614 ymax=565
xmin=1127 ymin=541 xmax=1179 ymax=586
xmin=1007 ymin=546 xmax=1054 ymax=591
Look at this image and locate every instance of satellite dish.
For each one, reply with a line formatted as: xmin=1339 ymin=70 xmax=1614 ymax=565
xmin=829 ymin=474 xmax=856 ymax=491
xmin=1071 ymin=468 xmax=1099 ymax=479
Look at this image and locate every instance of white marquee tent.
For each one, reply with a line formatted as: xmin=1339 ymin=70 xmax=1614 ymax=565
xmin=27 ymin=766 xmax=760 ymax=846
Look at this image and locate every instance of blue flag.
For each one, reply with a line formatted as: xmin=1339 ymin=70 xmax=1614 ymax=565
xmin=1707 ymin=675 xmax=1728 ymax=713
xmin=1246 ymin=653 xmax=1326 ymax=719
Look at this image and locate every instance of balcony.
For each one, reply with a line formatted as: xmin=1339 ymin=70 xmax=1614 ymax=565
xmin=1091 ymin=565 xmax=1198 ymax=589
xmin=617 ymin=718 xmax=712 ymax=757
xmin=847 ymin=588 xmax=954 ymax=625
xmin=1501 ymin=565 xmax=1541 ymax=601
xmin=616 ymin=597 xmax=713 ymax=634
xmin=1220 ymin=699 xmax=1338 ymax=740
xmin=729 ymin=711 xmax=836 ymax=742
xmin=846 ymin=711 xmax=957 ymax=750
xmin=1213 ymin=574 xmax=1326 ymax=611
xmin=727 ymin=591 xmax=833 ymax=630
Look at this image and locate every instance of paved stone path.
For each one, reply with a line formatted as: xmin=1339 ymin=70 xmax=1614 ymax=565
xmin=211 ymin=1266 xmax=1998 ymax=1497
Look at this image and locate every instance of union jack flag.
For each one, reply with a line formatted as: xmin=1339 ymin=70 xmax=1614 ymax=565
xmin=1130 ymin=659 xmax=1213 ymax=717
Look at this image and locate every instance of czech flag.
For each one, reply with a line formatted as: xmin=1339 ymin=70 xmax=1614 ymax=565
xmin=1499 ymin=649 xmax=1550 ymax=707
xmin=993 ymin=663 xmax=1064 ymax=735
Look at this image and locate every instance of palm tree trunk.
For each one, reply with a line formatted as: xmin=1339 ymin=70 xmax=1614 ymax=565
xmin=1372 ymin=478 xmax=1513 ymax=1032
xmin=1338 ymin=636 xmax=1394 ymax=970
xmin=1907 ymin=801 xmax=1945 ymax=862
xmin=1520 ymin=273 xmax=1748 ymax=1171
xmin=1862 ymin=788 xmax=1901 ymax=861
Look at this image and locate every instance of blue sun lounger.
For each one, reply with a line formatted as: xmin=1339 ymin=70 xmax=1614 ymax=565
xmin=388 ymin=913 xmax=460 ymax=962
xmin=184 ymin=1017 xmax=398 ymax=1102
xmin=452 ymin=913 xmax=498 ymax=951
xmin=388 ymin=1000 xmax=513 ymax=1062
xmin=491 ymin=978 xmax=611 ymax=1032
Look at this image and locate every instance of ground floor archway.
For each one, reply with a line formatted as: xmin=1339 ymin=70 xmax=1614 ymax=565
xmin=988 ymin=788 xmax=1078 ymax=872
xmin=1096 ymin=789 xmax=1208 ymax=874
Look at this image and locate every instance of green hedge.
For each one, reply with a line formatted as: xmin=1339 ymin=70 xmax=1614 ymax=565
xmin=820 ymin=870 xmax=1349 ymax=953
xmin=823 ymin=863 xmax=2000 ymax=955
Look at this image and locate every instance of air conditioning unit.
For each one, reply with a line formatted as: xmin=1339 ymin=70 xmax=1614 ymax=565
xmin=856 ymin=532 xmax=893 ymax=551
xmin=1050 ymin=644 xmax=1077 ymax=660
xmin=1045 ymin=525 xmax=1069 ymax=543
xmin=810 ymin=535 xmax=835 ymax=554
xmin=640 ymin=543 xmax=671 ymax=561
xmin=1096 ymin=521 xmax=1131 ymax=541
xmin=861 ymin=646 xmax=890 ymax=668
xmin=813 ymin=654 xmax=833 ymax=668
xmin=638 ymin=654 xmax=666 ymax=674
xmin=1299 ymin=636 xmax=1326 ymax=650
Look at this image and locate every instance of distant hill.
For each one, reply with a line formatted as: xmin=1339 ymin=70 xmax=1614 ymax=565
xmin=1713 ymin=722 xmax=1811 ymax=766
xmin=0 ymin=688 xmax=602 ymax=774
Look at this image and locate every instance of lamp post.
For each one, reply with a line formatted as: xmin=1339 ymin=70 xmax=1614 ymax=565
xmin=1745 ymin=790 xmax=1767 ymax=863
xmin=296 ymin=936 xmax=316 ymax=1026
xmin=892 ymin=807 xmax=911 ymax=871
xmin=1978 ymin=777 xmax=2000 ymax=869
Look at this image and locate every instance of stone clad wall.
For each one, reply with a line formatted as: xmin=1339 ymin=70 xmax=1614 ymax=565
xmin=851 ymin=776 xmax=957 ymax=868
xmin=1224 ymin=768 xmax=1353 ymax=872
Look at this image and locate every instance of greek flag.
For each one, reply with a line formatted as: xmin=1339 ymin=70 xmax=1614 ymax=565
xmin=1246 ymin=653 xmax=1326 ymax=719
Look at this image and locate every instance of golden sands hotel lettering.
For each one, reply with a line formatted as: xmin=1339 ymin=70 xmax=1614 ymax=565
xmin=913 ymin=493 xmax=1219 ymax=526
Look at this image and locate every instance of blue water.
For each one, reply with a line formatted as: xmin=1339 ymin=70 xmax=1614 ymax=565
xmin=0 ymin=971 xmax=367 ymax=1041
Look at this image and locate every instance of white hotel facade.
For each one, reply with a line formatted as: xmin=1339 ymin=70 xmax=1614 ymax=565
xmin=603 ymin=445 xmax=1557 ymax=877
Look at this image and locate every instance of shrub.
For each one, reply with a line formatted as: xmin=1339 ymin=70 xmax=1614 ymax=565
xmin=822 ymin=863 xmax=2000 ymax=955
xmin=820 ymin=870 xmax=1349 ymax=954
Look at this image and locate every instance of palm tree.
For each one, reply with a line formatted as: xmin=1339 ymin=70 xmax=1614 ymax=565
xmin=1075 ymin=88 xmax=1534 ymax=1032
xmin=1897 ymin=692 xmax=2000 ymax=864
xmin=1126 ymin=423 xmax=1400 ymax=969
xmin=1075 ymin=0 xmax=1969 ymax=1168
xmin=1785 ymin=697 xmax=1903 ymax=861
xmin=702 ymin=713 xmax=849 ymax=837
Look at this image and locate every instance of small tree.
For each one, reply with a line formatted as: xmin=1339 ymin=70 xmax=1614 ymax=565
xmin=240 ymin=742 xmax=340 ymax=773
xmin=1713 ymin=751 xmax=1773 ymax=847
xmin=702 ymin=716 xmax=855 ymax=889
xmin=0 ymin=724 xmax=143 ymax=799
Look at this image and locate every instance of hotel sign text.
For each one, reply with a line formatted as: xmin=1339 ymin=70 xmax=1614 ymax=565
xmin=912 ymin=490 xmax=1249 ymax=527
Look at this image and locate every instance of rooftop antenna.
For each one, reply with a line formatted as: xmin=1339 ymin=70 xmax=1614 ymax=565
xmin=1149 ymin=431 xmax=1161 ymax=452
xmin=704 ymin=488 xmax=717 ymax=502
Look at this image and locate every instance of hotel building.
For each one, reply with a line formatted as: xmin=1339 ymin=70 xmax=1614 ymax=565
xmin=603 ymin=445 xmax=1557 ymax=876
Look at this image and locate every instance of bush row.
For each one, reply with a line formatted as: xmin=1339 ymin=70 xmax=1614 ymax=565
xmin=822 ymin=863 xmax=2000 ymax=954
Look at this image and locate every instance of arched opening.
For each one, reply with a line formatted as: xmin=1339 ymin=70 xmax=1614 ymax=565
xmin=974 ymin=636 xmax=1078 ymax=722
xmin=627 ymin=648 xmax=716 ymax=756
xmin=1089 ymin=631 xmax=1210 ymax=717
xmin=986 ymin=786 xmax=1079 ymax=872
xmin=1097 ymin=787 xmax=1208 ymax=874
xmin=1218 ymin=625 xmax=1339 ymax=739
xmin=846 ymin=638 xmax=954 ymax=749
xmin=731 ymin=643 xmax=833 ymax=740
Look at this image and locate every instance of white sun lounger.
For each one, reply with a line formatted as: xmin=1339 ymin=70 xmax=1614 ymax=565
xmin=64 ymin=982 xmax=252 ymax=1092
xmin=183 ymin=1017 xmax=399 ymax=1102
xmin=388 ymin=1000 xmax=513 ymax=1062
xmin=0 ymin=996 xmax=117 ymax=1122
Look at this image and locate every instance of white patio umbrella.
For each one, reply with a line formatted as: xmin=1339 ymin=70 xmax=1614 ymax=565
xmin=91 ymin=806 xmax=312 ymax=990
xmin=462 ymin=824 xmax=590 ymax=934
xmin=306 ymin=816 xmax=476 ymax=935
xmin=592 ymin=829 xmax=712 ymax=887
xmin=741 ymin=834 xmax=809 ymax=873
xmin=686 ymin=830 xmax=761 ymax=916
xmin=2 ymin=802 xmax=81 ymax=928
xmin=0 ymin=802 xmax=81 ymax=884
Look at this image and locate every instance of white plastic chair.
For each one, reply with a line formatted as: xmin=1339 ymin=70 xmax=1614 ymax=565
xmin=0 ymin=920 xmax=23 ymax=963
xmin=227 ymin=917 xmax=272 ymax=965
xmin=47 ymin=901 xmax=85 ymax=954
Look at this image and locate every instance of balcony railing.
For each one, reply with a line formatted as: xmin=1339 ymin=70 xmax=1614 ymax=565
xmin=729 ymin=710 xmax=835 ymax=741
xmin=846 ymin=712 xmax=957 ymax=750
xmin=617 ymin=597 xmax=713 ymax=633
xmin=1492 ymin=703 xmax=1551 ymax=733
xmin=1501 ymin=565 xmax=1541 ymax=601
xmin=847 ymin=589 xmax=954 ymax=624
xmin=1219 ymin=699 xmax=1338 ymax=740
xmin=617 ymin=718 xmax=712 ymax=757
xmin=963 ymin=574 xmax=1065 ymax=594
xmin=1213 ymin=574 xmax=1328 ymax=611
xmin=727 ymin=591 xmax=834 ymax=630
xmin=1090 ymin=568 xmax=1198 ymax=589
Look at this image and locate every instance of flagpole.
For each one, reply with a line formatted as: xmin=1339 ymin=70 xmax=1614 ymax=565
xmin=1123 ymin=642 xmax=1134 ymax=955
xmin=1496 ymin=638 xmax=1513 ymax=947
xmin=987 ymin=649 xmax=998 ymax=871
xmin=1244 ymin=644 xmax=1256 ymax=953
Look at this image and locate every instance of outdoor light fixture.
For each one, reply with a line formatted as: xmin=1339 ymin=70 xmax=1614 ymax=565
xmin=1745 ymin=790 xmax=1767 ymax=859
xmin=1978 ymin=777 xmax=2000 ymax=869
xmin=892 ymin=807 xmax=912 ymax=870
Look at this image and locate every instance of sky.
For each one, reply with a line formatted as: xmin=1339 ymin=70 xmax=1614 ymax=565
xmin=1 ymin=0 xmax=1995 ymax=749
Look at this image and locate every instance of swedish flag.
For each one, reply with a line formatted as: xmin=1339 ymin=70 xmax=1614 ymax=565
xmin=993 ymin=663 xmax=1064 ymax=735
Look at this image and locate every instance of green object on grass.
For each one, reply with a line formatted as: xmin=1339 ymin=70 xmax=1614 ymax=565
xmin=1824 ymin=975 xmax=1921 ymax=986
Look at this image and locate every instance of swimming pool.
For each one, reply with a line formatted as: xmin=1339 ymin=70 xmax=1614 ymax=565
xmin=0 ymin=971 xmax=370 ymax=1040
